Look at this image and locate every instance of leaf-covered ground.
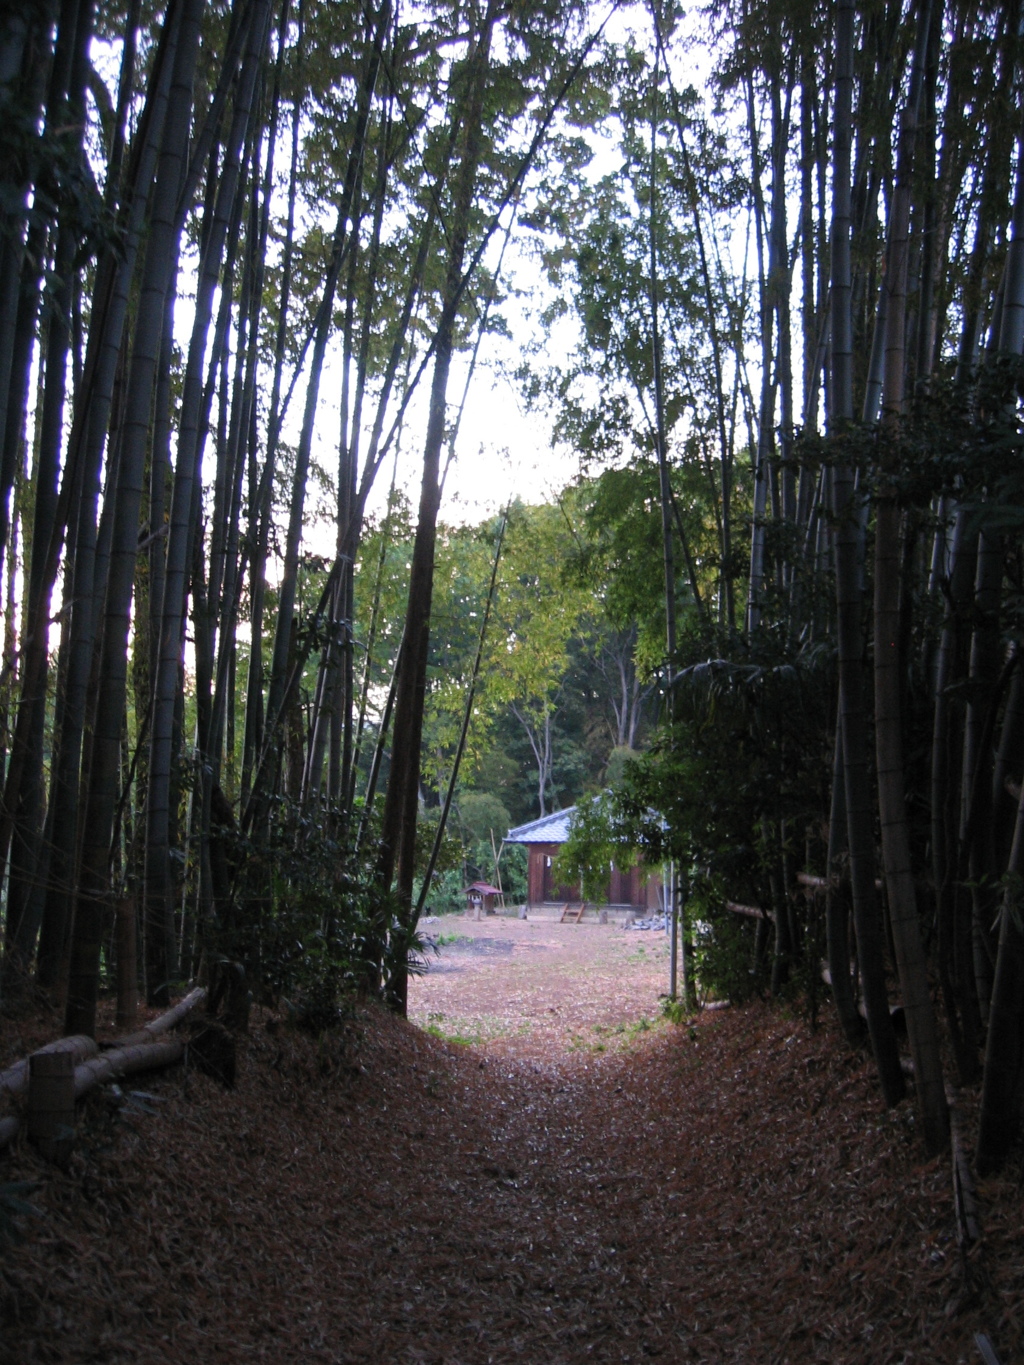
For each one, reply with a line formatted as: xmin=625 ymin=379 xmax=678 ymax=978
xmin=1 ymin=918 xmax=1020 ymax=1364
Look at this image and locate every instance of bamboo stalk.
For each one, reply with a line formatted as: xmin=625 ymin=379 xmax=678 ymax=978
xmin=115 ymin=894 xmax=139 ymax=1029
xmin=414 ymin=504 xmax=509 ymax=922
xmin=950 ymin=1104 xmax=980 ymax=1248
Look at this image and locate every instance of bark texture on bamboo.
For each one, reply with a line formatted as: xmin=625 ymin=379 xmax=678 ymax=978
xmin=64 ymin=0 xmax=205 ymax=1041
xmin=871 ymin=0 xmax=948 ymax=1153
xmin=73 ymin=1038 xmax=184 ymax=1099
xmin=115 ymin=986 xmax=207 ymax=1047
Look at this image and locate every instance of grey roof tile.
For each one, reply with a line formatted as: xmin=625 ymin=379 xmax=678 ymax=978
xmin=506 ymin=806 xmax=577 ymax=844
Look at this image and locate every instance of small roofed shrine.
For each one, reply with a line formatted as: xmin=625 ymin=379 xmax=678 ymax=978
xmin=464 ymin=880 xmax=503 ymax=919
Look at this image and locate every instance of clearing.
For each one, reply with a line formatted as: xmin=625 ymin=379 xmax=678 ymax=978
xmin=1 ymin=916 xmax=1021 ymax=1364
xmin=409 ymin=914 xmax=673 ymax=1050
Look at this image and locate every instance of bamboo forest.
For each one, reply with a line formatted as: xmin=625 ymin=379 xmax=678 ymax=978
xmin=2 ymin=0 xmax=1024 ymax=1358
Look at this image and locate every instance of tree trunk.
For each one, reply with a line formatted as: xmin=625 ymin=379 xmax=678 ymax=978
xmin=873 ymin=0 xmax=948 ymax=1154
xmin=829 ymin=0 xmax=904 ymax=1107
xmin=976 ymin=784 xmax=1024 ymax=1173
xmin=35 ymin=7 xmax=180 ymax=991
xmin=262 ymin=4 xmax=389 ymax=751
xmin=931 ymin=507 xmax=983 ymax=1082
xmin=65 ymin=0 xmax=203 ymax=1038
xmin=975 ymin=100 xmax=1024 ymax=1172
xmin=145 ymin=0 xmax=269 ymax=1005
xmin=378 ymin=7 xmax=498 ymax=1013
xmin=0 ymin=0 xmax=95 ymax=971
xmin=649 ymin=50 xmax=677 ymax=731
xmin=826 ymin=723 xmax=865 ymax=1046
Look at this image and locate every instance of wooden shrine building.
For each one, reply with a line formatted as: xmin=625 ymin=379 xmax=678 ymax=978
xmin=505 ymin=807 xmax=663 ymax=922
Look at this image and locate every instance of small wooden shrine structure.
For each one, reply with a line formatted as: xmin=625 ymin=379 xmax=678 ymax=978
xmin=464 ymin=881 xmax=503 ymax=919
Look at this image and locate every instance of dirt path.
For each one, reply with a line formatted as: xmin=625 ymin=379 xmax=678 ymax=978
xmin=2 ymin=919 xmax=1020 ymax=1364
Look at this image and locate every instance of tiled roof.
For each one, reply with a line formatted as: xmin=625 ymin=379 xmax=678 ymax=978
xmin=506 ymin=806 xmax=577 ymax=844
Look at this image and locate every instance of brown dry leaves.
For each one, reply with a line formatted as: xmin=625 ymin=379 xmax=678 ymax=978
xmin=0 ymin=919 xmax=1020 ymax=1364
xmin=409 ymin=916 xmax=673 ymax=1051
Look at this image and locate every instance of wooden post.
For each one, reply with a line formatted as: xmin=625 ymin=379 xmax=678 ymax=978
xmin=28 ymin=1050 xmax=75 ymax=1164
xmin=668 ymin=860 xmax=678 ymax=1001
xmin=115 ymin=895 xmax=139 ymax=1030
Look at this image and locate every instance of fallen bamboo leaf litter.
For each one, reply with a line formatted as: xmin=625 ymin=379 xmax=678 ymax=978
xmin=0 ymin=919 xmax=1019 ymax=1364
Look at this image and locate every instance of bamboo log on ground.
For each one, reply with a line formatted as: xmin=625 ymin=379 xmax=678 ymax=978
xmin=0 ymin=988 xmax=203 ymax=1103
xmin=0 ymin=992 xmax=202 ymax=1151
xmin=74 ymin=1037 xmax=184 ymax=1098
xmin=114 ymin=985 xmax=206 ymax=1045
xmin=0 ymin=1035 xmax=98 ymax=1101
xmin=0 ymin=1037 xmax=184 ymax=1151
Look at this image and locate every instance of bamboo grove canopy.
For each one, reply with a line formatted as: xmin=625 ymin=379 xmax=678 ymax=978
xmin=1 ymin=0 xmax=1024 ymax=1173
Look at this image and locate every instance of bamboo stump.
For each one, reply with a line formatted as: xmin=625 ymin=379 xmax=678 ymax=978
xmin=28 ymin=1050 xmax=75 ymax=1165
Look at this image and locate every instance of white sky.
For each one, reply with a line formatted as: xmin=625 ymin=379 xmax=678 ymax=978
xmin=298 ymin=3 xmax=726 ymax=532
xmin=96 ymin=4 xmax=747 ymax=550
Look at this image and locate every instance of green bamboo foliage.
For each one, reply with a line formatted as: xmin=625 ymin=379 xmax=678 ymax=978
xmin=3 ymin=0 xmax=1024 ymax=1172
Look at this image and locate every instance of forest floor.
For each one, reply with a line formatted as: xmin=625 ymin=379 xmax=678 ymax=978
xmin=1 ymin=915 xmax=1022 ymax=1365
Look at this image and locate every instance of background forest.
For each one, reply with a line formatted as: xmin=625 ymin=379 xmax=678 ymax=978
xmin=2 ymin=0 xmax=1024 ymax=1171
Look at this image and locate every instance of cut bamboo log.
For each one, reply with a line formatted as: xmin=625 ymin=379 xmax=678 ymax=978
xmin=0 ymin=989 xmax=203 ymax=1107
xmin=74 ymin=1037 xmax=184 ymax=1099
xmin=114 ymin=986 xmax=207 ymax=1046
xmin=725 ymin=900 xmax=775 ymax=922
xmin=28 ymin=1050 xmax=76 ymax=1164
xmin=0 ymin=1035 xmax=98 ymax=1102
xmin=797 ymin=873 xmax=830 ymax=890
xmin=0 ymin=1039 xmax=185 ymax=1152
xmin=0 ymin=1018 xmax=195 ymax=1152
xmin=801 ymin=873 xmax=913 ymax=896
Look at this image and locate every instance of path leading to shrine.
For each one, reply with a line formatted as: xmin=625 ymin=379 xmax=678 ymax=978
xmin=2 ymin=917 xmax=1016 ymax=1364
